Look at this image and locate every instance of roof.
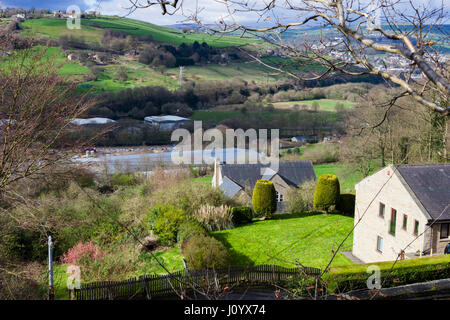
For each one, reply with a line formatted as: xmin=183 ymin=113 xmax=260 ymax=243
xmin=144 ymin=115 xmax=191 ymax=123
xmin=219 ymin=160 xmax=316 ymax=189
xmin=71 ymin=118 xmax=116 ymax=125
xmin=396 ymin=164 xmax=450 ymax=221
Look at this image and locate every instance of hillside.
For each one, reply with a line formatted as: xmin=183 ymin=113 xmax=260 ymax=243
xmin=21 ymin=16 xmax=262 ymax=48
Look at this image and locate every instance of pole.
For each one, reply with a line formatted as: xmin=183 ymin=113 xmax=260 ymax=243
xmin=48 ymin=235 xmax=55 ymax=300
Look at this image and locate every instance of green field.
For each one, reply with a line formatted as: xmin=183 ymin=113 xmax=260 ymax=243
xmin=167 ymin=60 xmax=291 ymax=83
xmin=273 ymin=99 xmax=355 ymax=112
xmin=212 ymin=213 xmax=354 ymax=269
xmin=21 ymin=17 xmax=260 ymax=48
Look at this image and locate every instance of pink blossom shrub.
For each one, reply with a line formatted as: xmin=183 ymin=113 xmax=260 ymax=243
xmin=60 ymin=241 xmax=103 ymax=265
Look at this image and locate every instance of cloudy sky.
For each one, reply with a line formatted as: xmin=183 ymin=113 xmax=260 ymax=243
xmin=1 ymin=0 xmax=447 ymax=26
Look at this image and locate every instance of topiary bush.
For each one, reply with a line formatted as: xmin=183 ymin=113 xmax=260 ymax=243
xmin=182 ymin=235 xmax=230 ymax=270
xmin=230 ymin=206 xmax=253 ymax=225
xmin=177 ymin=219 xmax=207 ymax=245
xmin=149 ymin=205 xmax=187 ymax=245
xmin=337 ymin=194 xmax=356 ymax=216
xmin=252 ymin=180 xmax=277 ymax=219
xmin=313 ymin=174 xmax=340 ymax=214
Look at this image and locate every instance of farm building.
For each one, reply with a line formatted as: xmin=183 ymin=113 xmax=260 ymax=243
xmin=71 ymin=118 xmax=116 ymax=126
xmin=352 ymin=164 xmax=450 ymax=263
xmin=144 ymin=115 xmax=192 ymax=131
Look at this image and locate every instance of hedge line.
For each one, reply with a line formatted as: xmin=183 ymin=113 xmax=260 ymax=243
xmin=327 ymin=255 xmax=450 ymax=293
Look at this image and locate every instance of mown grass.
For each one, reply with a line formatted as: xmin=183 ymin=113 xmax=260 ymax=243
xmin=273 ymin=99 xmax=355 ymax=112
xmin=212 ymin=212 xmax=354 ymax=269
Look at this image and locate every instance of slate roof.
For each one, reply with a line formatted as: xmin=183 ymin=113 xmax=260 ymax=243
xmin=220 ymin=160 xmax=316 ymax=189
xmin=396 ymin=164 xmax=450 ymax=221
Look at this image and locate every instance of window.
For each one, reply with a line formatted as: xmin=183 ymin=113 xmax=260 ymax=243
xmin=440 ymin=223 xmax=450 ymax=239
xmin=389 ymin=208 xmax=397 ymax=236
xmin=377 ymin=236 xmax=383 ymax=253
xmin=414 ymin=220 xmax=419 ymax=236
xmin=402 ymin=214 xmax=408 ymax=231
xmin=379 ymin=203 xmax=385 ymax=218
xmin=276 ymin=191 xmax=283 ymax=202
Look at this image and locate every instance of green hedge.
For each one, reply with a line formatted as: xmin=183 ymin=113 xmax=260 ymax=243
xmin=148 ymin=205 xmax=187 ymax=245
xmin=313 ymin=174 xmax=340 ymax=213
xmin=328 ymin=255 xmax=450 ymax=293
xmin=337 ymin=194 xmax=355 ymax=216
xmin=252 ymin=180 xmax=277 ymax=219
xmin=230 ymin=206 xmax=253 ymax=225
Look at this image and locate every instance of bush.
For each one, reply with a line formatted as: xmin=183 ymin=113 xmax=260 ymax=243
xmin=313 ymin=174 xmax=340 ymax=213
xmin=230 ymin=206 xmax=253 ymax=225
xmin=252 ymin=180 xmax=277 ymax=219
xmin=111 ymin=173 xmax=137 ymax=186
xmin=60 ymin=241 xmax=103 ymax=265
xmin=192 ymin=205 xmax=233 ymax=232
xmin=177 ymin=219 xmax=207 ymax=244
xmin=286 ymin=180 xmax=316 ymax=214
xmin=182 ymin=235 xmax=230 ymax=270
xmin=150 ymin=205 xmax=187 ymax=245
xmin=337 ymin=194 xmax=356 ymax=216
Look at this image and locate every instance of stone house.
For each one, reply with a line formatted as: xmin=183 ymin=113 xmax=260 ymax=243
xmin=352 ymin=164 xmax=450 ymax=263
xmin=212 ymin=160 xmax=316 ymax=212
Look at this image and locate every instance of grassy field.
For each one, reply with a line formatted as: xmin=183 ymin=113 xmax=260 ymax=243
xmin=21 ymin=17 xmax=260 ymax=48
xmin=273 ymin=99 xmax=355 ymax=112
xmin=212 ymin=212 xmax=354 ymax=269
xmin=314 ymin=163 xmax=366 ymax=193
xmin=167 ymin=60 xmax=291 ymax=83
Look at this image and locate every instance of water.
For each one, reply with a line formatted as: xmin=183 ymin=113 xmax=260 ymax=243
xmin=74 ymin=148 xmax=267 ymax=173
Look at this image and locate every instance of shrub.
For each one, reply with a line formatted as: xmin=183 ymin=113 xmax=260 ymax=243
xmin=286 ymin=180 xmax=316 ymax=214
xmin=150 ymin=205 xmax=187 ymax=245
xmin=177 ymin=219 xmax=207 ymax=244
xmin=192 ymin=205 xmax=233 ymax=232
xmin=337 ymin=194 xmax=356 ymax=216
xmin=60 ymin=241 xmax=103 ymax=265
xmin=111 ymin=173 xmax=137 ymax=186
xmin=230 ymin=206 xmax=253 ymax=225
xmin=252 ymin=180 xmax=277 ymax=219
xmin=182 ymin=235 xmax=230 ymax=270
xmin=313 ymin=174 xmax=340 ymax=213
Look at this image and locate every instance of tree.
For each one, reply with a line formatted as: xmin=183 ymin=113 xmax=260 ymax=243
xmin=132 ymin=0 xmax=449 ymax=116
xmin=252 ymin=179 xmax=277 ymax=219
xmin=0 ymin=41 xmax=92 ymax=196
xmin=313 ymin=174 xmax=340 ymax=214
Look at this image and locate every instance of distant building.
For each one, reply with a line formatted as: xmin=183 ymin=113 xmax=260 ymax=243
xmin=71 ymin=118 xmax=116 ymax=126
xmin=291 ymin=136 xmax=308 ymax=143
xmin=144 ymin=115 xmax=191 ymax=131
xmin=212 ymin=160 xmax=316 ymax=213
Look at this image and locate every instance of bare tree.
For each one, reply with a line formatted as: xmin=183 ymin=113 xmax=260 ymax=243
xmin=0 ymin=38 xmax=93 ymax=196
xmin=129 ymin=0 xmax=449 ymax=115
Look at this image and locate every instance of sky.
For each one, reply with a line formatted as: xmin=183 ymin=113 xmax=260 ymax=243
xmin=1 ymin=0 xmax=447 ymax=26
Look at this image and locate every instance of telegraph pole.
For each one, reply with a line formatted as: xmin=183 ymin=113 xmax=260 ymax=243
xmin=48 ymin=235 xmax=54 ymax=300
xmin=179 ymin=66 xmax=184 ymax=86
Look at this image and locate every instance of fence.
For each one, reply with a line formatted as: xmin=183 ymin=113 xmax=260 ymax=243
xmin=72 ymin=264 xmax=322 ymax=300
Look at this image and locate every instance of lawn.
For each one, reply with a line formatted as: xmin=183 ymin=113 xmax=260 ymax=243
xmin=212 ymin=212 xmax=354 ymax=269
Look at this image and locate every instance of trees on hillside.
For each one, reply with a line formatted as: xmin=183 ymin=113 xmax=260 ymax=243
xmin=131 ymin=0 xmax=448 ymax=116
